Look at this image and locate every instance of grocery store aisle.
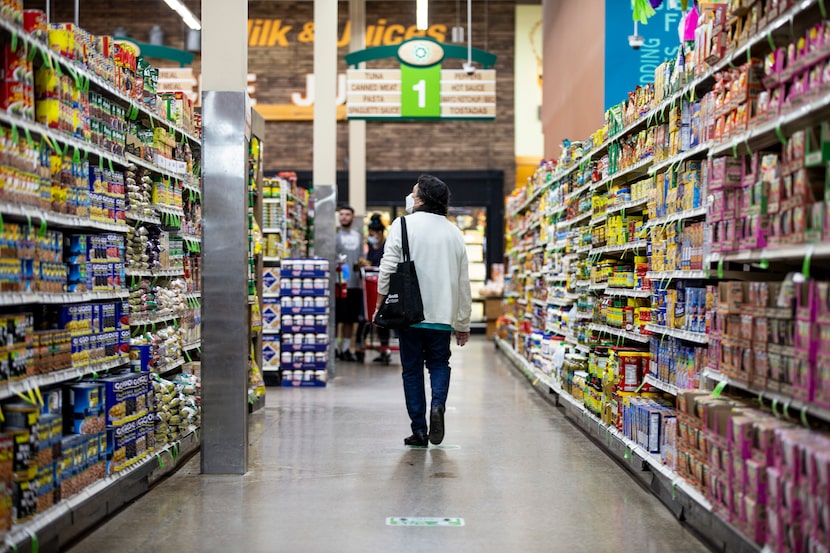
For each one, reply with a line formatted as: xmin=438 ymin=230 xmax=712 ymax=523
xmin=68 ymin=337 xmax=709 ymax=553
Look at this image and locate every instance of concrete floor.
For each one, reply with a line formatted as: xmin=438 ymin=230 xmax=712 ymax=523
xmin=68 ymin=337 xmax=711 ymax=553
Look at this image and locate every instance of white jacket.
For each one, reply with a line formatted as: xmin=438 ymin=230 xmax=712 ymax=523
xmin=378 ymin=212 xmax=472 ymax=332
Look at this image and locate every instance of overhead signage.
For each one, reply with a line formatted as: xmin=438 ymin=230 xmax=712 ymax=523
xmin=344 ymin=38 xmax=497 ymax=121
xmin=604 ymin=1 xmax=685 ymax=109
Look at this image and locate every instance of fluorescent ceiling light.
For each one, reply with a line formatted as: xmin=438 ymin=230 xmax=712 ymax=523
xmin=162 ymin=0 xmax=202 ymax=31
xmin=416 ymin=0 xmax=428 ymax=30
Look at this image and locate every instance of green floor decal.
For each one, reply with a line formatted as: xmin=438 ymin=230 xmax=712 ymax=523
xmin=387 ymin=517 xmax=465 ymax=527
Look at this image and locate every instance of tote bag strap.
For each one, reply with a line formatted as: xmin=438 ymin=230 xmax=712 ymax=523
xmin=400 ymin=217 xmax=411 ymax=263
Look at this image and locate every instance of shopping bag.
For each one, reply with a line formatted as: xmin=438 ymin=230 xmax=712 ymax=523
xmin=373 ymin=217 xmax=424 ymax=329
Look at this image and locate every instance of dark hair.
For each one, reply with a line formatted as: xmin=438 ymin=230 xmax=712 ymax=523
xmin=368 ymin=213 xmax=385 ymax=232
xmin=338 ymin=205 xmax=355 ymax=214
xmin=416 ymin=174 xmax=450 ymax=216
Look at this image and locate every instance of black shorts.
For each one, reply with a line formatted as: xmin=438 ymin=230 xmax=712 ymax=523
xmin=336 ymin=288 xmax=363 ymax=323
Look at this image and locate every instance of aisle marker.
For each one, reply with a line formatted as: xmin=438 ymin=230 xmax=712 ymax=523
xmin=386 ymin=517 xmax=464 ymax=527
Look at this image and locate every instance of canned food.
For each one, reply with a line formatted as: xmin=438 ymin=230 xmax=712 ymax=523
xmin=315 ymin=296 xmax=328 ymax=308
xmin=315 ymin=352 xmax=327 ymax=364
xmin=303 ymin=352 xmax=315 ymax=364
xmin=303 ymin=315 xmax=314 ymax=326
xmin=304 ymin=334 xmax=316 ymax=346
xmin=303 ymin=296 xmax=315 ymax=308
xmin=282 ymin=333 xmax=293 ymax=345
xmin=3 ymin=402 xmax=38 ymax=430
xmin=282 ymin=315 xmax=293 ymax=327
xmin=293 ymin=352 xmax=305 ymax=364
xmin=293 ymin=334 xmax=304 ymax=346
xmin=316 ymin=333 xmax=328 ymax=345
xmin=281 ymin=352 xmax=292 ymax=365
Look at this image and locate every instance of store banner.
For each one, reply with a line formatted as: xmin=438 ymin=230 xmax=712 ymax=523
xmin=603 ymin=1 xmax=685 ymax=110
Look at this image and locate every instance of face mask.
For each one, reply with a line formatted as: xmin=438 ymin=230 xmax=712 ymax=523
xmin=405 ymin=194 xmax=415 ymax=214
xmin=367 ymin=236 xmax=379 ymax=246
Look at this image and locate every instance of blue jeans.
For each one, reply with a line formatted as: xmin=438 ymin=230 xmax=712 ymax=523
xmin=397 ymin=327 xmax=452 ymax=435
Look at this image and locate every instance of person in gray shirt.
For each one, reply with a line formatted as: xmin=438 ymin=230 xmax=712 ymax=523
xmin=336 ymin=206 xmax=364 ymax=362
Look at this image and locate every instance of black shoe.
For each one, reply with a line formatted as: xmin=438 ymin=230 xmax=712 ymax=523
xmin=355 ymin=351 xmax=365 ymax=363
xmin=404 ymin=432 xmax=429 ymax=447
xmin=373 ymin=351 xmax=391 ymax=364
xmin=340 ymin=350 xmax=356 ymax=362
xmin=429 ymin=405 xmax=445 ymax=445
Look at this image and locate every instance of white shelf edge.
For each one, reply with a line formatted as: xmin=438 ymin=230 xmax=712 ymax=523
xmin=645 ymin=270 xmax=709 ymax=280
xmin=591 ymin=158 xmax=653 ymax=191
xmin=129 ymin=313 xmax=183 ymax=327
xmin=643 ymin=374 xmax=680 ymax=396
xmin=645 ymin=324 xmax=708 ymax=344
xmin=702 ymin=367 xmax=830 ymax=426
xmin=125 ymin=268 xmax=185 ymax=277
xmin=0 ymin=289 xmax=128 ymax=306
xmin=183 ymin=340 xmax=201 ymax=352
xmin=604 ymin=287 xmax=651 ymax=298
xmin=588 ymin=323 xmax=650 ymax=344
xmin=709 ymin=242 xmax=830 ymax=264
xmin=645 ymin=206 xmax=707 ymax=229
xmin=605 ymin=197 xmax=649 ymax=216
xmin=0 ymin=356 xmax=129 ymax=402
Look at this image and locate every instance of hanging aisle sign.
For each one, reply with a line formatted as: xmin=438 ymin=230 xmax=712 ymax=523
xmin=345 ymin=38 xmax=497 ymax=120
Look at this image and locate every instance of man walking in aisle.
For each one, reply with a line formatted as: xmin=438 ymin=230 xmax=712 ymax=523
xmin=374 ymin=175 xmax=472 ymax=447
xmin=336 ymin=206 xmax=364 ymax=362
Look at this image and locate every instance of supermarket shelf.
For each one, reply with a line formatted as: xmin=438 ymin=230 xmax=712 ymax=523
xmin=262 ymin=329 xmax=281 ymax=335
xmin=545 ymin=274 xmax=567 ymax=283
xmin=644 ymin=207 xmax=707 ymax=229
xmin=126 ymin=211 xmax=162 ymax=225
xmin=643 ymin=374 xmax=680 ymax=396
xmin=588 ymin=323 xmax=650 ymax=344
xmin=0 ymin=202 xmax=128 ymax=233
xmin=0 ymin=289 xmax=128 ymax=306
xmin=591 ymin=157 xmax=653 ymax=191
xmin=129 ymin=313 xmax=183 ymax=327
xmin=0 ymin=109 xmax=126 ymax=167
xmin=126 ymin=153 xmax=188 ymax=181
xmin=574 ymin=280 xmax=591 ymax=288
xmin=547 ymin=240 xmax=568 ymax=252
xmin=182 ymin=181 xmax=201 ymax=195
xmin=575 ymin=245 xmax=592 ymax=255
xmin=645 ymin=270 xmax=709 ymax=280
xmin=156 ymin=357 xmax=186 ymax=375
xmin=263 ymin=198 xmax=283 ymax=204
xmin=604 ymin=287 xmax=652 ymax=299
xmin=546 ymin=204 xmax=567 ymax=218
xmin=709 ymin=85 xmax=830 ymax=158
xmin=532 ymin=299 xmax=547 ymax=308
xmin=182 ymin=234 xmax=201 ymax=243
xmin=556 ymin=210 xmax=592 ymax=230
xmin=183 ymin=339 xmax=201 ymax=352
xmin=702 ymin=367 xmax=830 ymax=426
xmin=645 ymin=324 xmax=708 ymax=344
xmin=564 ymin=182 xmax=591 ymax=202
xmin=0 ymin=356 xmax=129 ymax=402
xmin=606 ymin=196 xmax=649 ymax=216
xmin=649 ymin=142 xmax=710 ymax=176
xmin=262 ymin=256 xmax=281 ymax=263
xmin=709 ymin=242 xmax=830 ymax=264
xmin=565 ymin=335 xmax=591 ymax=354
xmin=589 ymin=240 xmax=647 ymax=256
xmin=0 ymin=18 xmax=201 ymax=145
xmin=548 ymin=297 xmax=576 ymax=307
xmin=185 ymin=291 xmax=201 ymax=300
xmin=262 ymin=227 xmax=282 ymax=234
xmin=589 ymin=282 xmax=608 ymax=291
xmin=125 ymin=267 xmax=185 ymax=277
xmin=152 ymin=204 xmax=186 ymax=218
xmin=589 ymin=213 xmax=607 ymax=226
xmin=512 ymin=183 xmax=547 ymax=216
xmin=4 ymin=426 xmax=200 ymax=553
xmin=496 ymin=337 xmax=715 ymax=514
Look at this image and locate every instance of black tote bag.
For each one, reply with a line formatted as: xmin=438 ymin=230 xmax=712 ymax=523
xmin=373 ymin=217 xmax=425 ymax=329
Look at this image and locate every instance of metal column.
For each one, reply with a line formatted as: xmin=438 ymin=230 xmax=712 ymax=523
xmin=201 ymin=92 xmax=250 ymax=474
xmin=201 ymin=0 xmax=250 ymax=475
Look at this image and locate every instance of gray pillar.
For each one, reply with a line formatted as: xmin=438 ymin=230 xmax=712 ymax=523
xmin=348 ymin=0 xmax=367 ymax=216
xmin=201 ymin=0 xmax=249 ymax=474
xmin=314 ymin=185 xmax=338 ymax=376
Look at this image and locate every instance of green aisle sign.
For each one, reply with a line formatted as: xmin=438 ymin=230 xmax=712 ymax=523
xmin=401 ymin=65 xmax=442 ymax=118
xmin=345 ymin=37 xmax=497 ymax=121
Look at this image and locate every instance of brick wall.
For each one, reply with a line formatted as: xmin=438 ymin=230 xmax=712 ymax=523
xmin=26 ymin=0 xmax=516 ymax=192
